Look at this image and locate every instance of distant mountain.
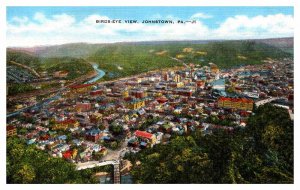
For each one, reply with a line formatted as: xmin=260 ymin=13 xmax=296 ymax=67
xmin=15 ymin=43 xmax=103 ymax=58
xmin=253 ymin=37 xmax=293 ymax=54
xmin=10 ymin=43 xmax=109 ymax=58
xmin=10 ymin=41 xmax=219 ymax=58
xmin=9 ymin=37 xmax=293 ymax=58
xmin=8 ymin=38 xmax=292 ymax=82
xmin=254 ymin=37 xmax=293 ymax=49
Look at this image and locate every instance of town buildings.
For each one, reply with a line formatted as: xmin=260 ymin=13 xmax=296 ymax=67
xmin=6 ymin=58 xmax=294 ymax=164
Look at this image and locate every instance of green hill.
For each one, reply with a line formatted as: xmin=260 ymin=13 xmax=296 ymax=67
xmin=40 ymin=57 xmax=93 ymax=80
xmin=8 ymin=39 xmax=292 ymax=81
xmin=33 ymin=43 xmax=102 ymax=58
xmin=87 ymin=40 xmax=292 ymax=80
xmin=7 ymin=50 xmax=42 ymax=71
xmin=7 ymin=50 xmax=93 ymax=80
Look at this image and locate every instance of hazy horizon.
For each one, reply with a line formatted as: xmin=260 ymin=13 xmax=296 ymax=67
xmin=7 ymin=36 xmax=294 ymax=49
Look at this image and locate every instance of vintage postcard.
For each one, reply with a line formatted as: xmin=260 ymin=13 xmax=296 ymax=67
xmin=6 ymin=6 xmax=294 ymax=184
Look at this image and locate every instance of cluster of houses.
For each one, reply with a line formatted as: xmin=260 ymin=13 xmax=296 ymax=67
xmin=7 ymin=58 xmax=294 ymax=164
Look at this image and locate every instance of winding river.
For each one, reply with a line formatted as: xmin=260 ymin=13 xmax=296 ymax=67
xmin=85 ymin=62 xmax=105 ymax=84
xmin=7 ymin=62 xmax=105 ymax=118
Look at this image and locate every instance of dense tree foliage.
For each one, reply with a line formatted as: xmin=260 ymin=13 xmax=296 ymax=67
xmin=109 ymin=124 xmax=124 ymax=136
xmin=7 ymin=137 xmax=112 ymax=184
xmin=202 ymin=41 xmax=291 ymax=68
xmin=7 ymin=84 xmax=36 ymax=96
xmin=41 ymin=57 xmax=93 ymax=80
xmin=126 ymin=104 xmax=293 ymax=184
xmin=88 ymin=44 xmax=182 ymax=80
xmin=7 ymin=50 xmax=41 ymax=69
xmin=126 ymin=135 xmax=213 ymax=183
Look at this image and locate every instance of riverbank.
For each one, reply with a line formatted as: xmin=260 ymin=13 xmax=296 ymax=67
xmin=7 ymin=63 xmax=184 ymax=116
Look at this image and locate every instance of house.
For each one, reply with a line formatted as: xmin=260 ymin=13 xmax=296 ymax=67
xmin=39 ymin=134 xmax=50 ymax=141
xmin=27 ymin=138 xmax=36 ymax=145
xmin=69 ymin=83 xmax=95 ymax=94
xmin=90 ymin=113 xmax=102 ymax=123
xmin=57 ymin=135 xmax=67 ymax=141
xmin=155 ymin=132 xmax=164 ymax=144
xmin=127 ymin=137 xmax=139 ymax=147
xmin=122 ymin=90 xmax=129 ymax=98
xmin=127 ymin=99 xmax=145 ymax=110
xmin=53 ymin=119 xmax=79 ymax=130
xmin=47 ymin=141 xmax=59 ymax=150
xmin=156 ymin=97 xmax=168 ymax=104
xmin=134 ymin=130 xmax=156 ymax=145
xmin=90 ymin=90 xmax=103 ymax=96
xmin=62 ymin=150 xmax=73 ymax=160
xmin=131 ymin=90 xmax=147 ymax=99
xmin=174 ymin=74 xmax=181 ymax=83
xmin=76 ymin=102 xmax=92 ymax=112
xmin=54 ymin=71 xmax=69 ymax=78
xmin=7 ymin=125 xmax=17 ymax=137
xmin=85 ymin=128 xmax=101 ymax=142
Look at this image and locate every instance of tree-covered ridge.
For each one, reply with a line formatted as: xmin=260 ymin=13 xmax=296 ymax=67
xmin=87 ymin=40 xmax=291 ymax=80
xmin=7 ymin=50 xmax=93 ymax=80
xmin=7 ymin=50 xmax=42 ymax=70
xmin=8 ymin=40 xmax=292 ymax=82
xmin=40 ymin=57 xmax=93 ymax=80
xmin=125 ymin=104 xmax=293 ymax=184
xmin=34 ymin=43 xmax=102 ymax=58
xmin=88 ymin=44 xmax=182 ymax=80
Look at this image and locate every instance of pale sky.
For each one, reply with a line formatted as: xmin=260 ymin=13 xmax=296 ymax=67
xmin=7 ymin=7 xmax=294 ymax=47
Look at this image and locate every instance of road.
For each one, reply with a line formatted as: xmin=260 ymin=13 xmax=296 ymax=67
xmin=76 ymin=160 xmax=119 ymax=171
xmin=75 ymin=138 xmax=128 ymax=171
xmin=288 ymin=109 xmax=294 ymax=120
xmin=169 ymin=56 xmax=189 ymax=68
xmin=255 ymin=97 xmax=284 ymax=107
xmin=7 ymin=93 xmax=61 ymax=118
xmin=100 ymin=138 xmax=129 ymax=161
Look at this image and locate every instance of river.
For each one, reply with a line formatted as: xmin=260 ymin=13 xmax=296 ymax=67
xmin=85 ymin=62 xmax=105 ymax=84
xmin=7 ymin=62 xmax=105 ymax=118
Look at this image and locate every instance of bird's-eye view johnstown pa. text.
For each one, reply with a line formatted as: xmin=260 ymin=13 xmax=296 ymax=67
xmin=6 ymin=7 xmax=294 ymax=184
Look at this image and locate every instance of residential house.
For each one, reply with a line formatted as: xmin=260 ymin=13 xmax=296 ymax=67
xmin=7 ymin=125 xmax=17 ymax=137
xmin=134 ymin=130 xmax=156 ymax=146
xmin=85 ymin=128 xmax=101 ymax=142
